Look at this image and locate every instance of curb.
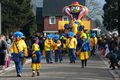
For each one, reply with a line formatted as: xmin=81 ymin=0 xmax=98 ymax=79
xmin=0 ymin=59 xmax=31 ymax=74
xmin=98 ymin=52 xmax=120 ymax=80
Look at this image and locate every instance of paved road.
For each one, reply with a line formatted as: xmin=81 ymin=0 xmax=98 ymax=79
xmin=0 ymin=54 xmax=115 ymax=80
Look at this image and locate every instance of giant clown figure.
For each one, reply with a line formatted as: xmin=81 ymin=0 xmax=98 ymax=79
xmin=63 ymin=1 xmax=89 ymax=20
xmin=62 ymin=1 xmax=89 ymax=35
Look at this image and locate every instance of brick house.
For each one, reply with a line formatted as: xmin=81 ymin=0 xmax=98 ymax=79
xmin=42 ymin=0 xmax=85 ymax=34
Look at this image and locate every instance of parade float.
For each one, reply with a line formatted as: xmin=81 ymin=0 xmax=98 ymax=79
xmin=58 ymin=1 xmax=90 ymax=36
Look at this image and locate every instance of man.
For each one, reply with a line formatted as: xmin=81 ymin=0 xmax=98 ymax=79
xmin=89 ymin=33 xmax=97 ymax=56
xmin=76 ymin=26 xmax=90 ymax=68
xmin=66 ymin=32 xmax=77 ymax=63
xmin=10 ymin=31 xmax=28 ymax=77
xmin=44 ymin=34 xmax=54 ymax=64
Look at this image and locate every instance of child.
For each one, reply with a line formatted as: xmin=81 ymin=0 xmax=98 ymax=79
xmin=31 ymin=37 xmax=41 ymax=77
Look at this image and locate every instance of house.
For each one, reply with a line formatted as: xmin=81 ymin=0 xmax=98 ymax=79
xmin=42 ymin=0 xmax=86 ymax=34
xmin=31 ymin=0 xmax=44 ymax=32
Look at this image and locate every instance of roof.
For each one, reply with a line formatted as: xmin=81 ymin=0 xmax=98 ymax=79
xmin=43 ymin=0 xmax=85 ymax=16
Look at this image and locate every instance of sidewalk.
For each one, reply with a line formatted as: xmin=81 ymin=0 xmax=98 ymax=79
xmin=0 ymin=59 xmax=31 ymax=74
xmin=98 ymin=51 xmax=120 ymax=80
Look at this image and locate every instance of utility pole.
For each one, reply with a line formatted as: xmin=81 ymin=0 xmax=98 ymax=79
xmin=0 ymin=3 xmax=1 ymax=34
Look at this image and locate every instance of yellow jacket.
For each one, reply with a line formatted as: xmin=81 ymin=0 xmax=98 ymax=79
xmin=44 ymin=39 xmax=54 ymax=51
xmin=66 ymin=37 xmax=77 ymax=49
xmin=53 ymin=40 xmax=61 ymax=50
xmin=10 ymin=39 xmax=28 ymax=57
xmin=89 ymin=37 xmax=97 ymax=47
xmin=32 ymin=43 xmax=40 ymax=53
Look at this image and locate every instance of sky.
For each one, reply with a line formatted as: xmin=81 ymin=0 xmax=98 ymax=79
xmin=97 ymin=0 xmax=106 ymax=9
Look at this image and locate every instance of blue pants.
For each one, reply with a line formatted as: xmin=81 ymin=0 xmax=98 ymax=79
xmin=55 ymin=49 xmax=62 ymax=63
xmin=14 ymin=58 xmax=23 ymax=74
xmin=32 ymin=51 xmax=41 ymax=63
xmin=45 ymin=51 xmax=53 ymax=63
xmin=69 ymin=49 xmax=76 ymax=63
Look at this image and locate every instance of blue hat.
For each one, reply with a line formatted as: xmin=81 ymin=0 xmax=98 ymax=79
xmin=78 ymin=25 xmax=84 ymax=31
xmin=91 ymin=33 xmax=96 ymax=37
xmin=53 ymin=34 xmax=59 ymax=39
xmin=47 ymin=34 xmax=53 ymax=39
xmin=61 ymin=33 xmax=66 ymax=37
xmin=68 ymin=32 xmax=74 ymax=37
xmin=14 ymin=31 xmax=23 ymax=38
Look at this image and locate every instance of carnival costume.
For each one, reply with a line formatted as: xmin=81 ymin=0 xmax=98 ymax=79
xmin=10 ymin=31 xmax=28 ymax=77
xmin=31 ymin=38 xmax=41 ymax=77
xmin=66 ymin=32 xmax=77 ymax=63
xmin=89 ymin=33 xmax=97 ymax=56
xmin=44 ymin=34 xmax=54 ymax=63
xmin=53 ymin=34 xmax=62 ymax=63
xmin=77 ymin=26 xmax=90 ymax=68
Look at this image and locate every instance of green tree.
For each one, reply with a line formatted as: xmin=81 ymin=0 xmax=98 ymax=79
xmin=1 ymin=0 xmax=37 ymax=36
xmin=103 ymin=0 xmax=119 ymax=33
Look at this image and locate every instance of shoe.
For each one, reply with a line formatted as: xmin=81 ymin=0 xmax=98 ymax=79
xmin=59 ymin=61 xmax=62 ymax=64
xmin=32 ymin=72 xmax=35 ymax=77
xmin=117 ymin=65 xmax=120 ymax=69
xmin=73 ymin=61 xmax=75 ymax=64
xmin=81 ymin=66 xmax=84 ymax=68
xmin=50 ymin=62 xmax=53 ymax=64
xmin=17 ymin=74 xmax=21 ymax=77
xmin=37 ymin=72 xmax=39 ymax=76
xmin=69 ymin=61 xmax=72 ymax=64
xmin=111 ymin=67 xmax=115 ymax=70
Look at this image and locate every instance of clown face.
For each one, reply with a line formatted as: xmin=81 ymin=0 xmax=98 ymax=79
xmin=70 ymin=6 xmax=80 ymax=13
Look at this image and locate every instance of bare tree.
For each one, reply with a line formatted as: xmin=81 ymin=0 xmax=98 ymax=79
xmin=86 ymin=0 xmax=104 ymax=19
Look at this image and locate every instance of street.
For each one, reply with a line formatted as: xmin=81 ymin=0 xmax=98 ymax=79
xmin=0 ymin=54 xmax=116 ymax=80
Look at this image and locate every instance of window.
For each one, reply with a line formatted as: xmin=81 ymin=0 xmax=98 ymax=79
xmin=62 ymin=16 xmax=69 ymax=21
xmin=36 ymin=0 xmax=43 ymax=7
xmin=49 ymin=16 xmax=56 ymax=24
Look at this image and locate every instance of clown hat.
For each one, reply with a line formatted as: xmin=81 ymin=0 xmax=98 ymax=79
xmin=68 ymin=31 xmax=74 ymax=37
xmin=53 ymin=34 xmax=59 ymax=39
xmin=14 ymin=31 xmax=23 ymax=38
xmin=71 ymin=1 xmax=80 ymax=6
xmin=47 ymin=34 xmax=53 ymax=39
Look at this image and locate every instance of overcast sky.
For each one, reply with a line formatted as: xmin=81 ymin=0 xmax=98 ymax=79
xmin=96 ymin=0 xmax=106 ymax=8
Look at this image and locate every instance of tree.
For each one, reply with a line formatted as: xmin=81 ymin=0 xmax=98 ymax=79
xmin=1 ymin=0 xmax=37 ymax=36
xmin=86 ymin=0 xmax=104 ymax=19
xmin=86 ymin=0 xmax=104 ymax=29
xmin=103 ymin=0 xmax=119 ymax=33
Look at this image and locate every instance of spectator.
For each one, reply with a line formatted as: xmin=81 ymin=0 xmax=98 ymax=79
xmin=0 ymin=34 xmax=8 ymax=70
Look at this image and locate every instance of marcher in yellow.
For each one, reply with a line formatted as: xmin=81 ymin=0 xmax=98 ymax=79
xmin=53 ymin=34 xmax=62 ymax=63
xmin=10 ymin=31 xmax=28 ymax=77
xmin=66 ymin=32 xmax=77 ymax=63
xmin=89 ymin=33 xmax=97 ymax=56
xmin=31 ymin=37 xmax=41 ymax=77
xmin=44 ymin=34 xmax=54 ymax=63
xmin=76 ymin=26 xmax=90 ymax=68
xmin=60 ymin=33 xmax=67 ymax=56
